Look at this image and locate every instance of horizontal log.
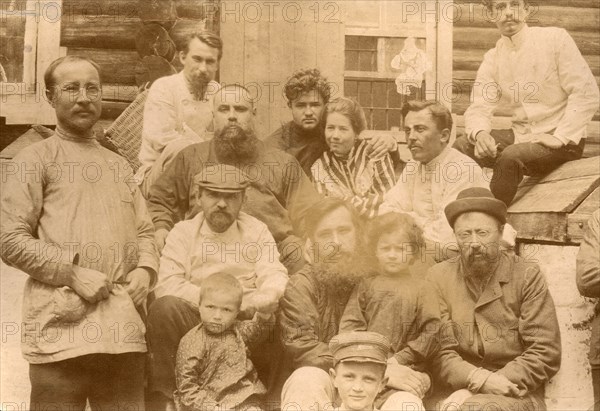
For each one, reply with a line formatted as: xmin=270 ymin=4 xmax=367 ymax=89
xmin=453 ymin=5 xmax=600 ymax=32
xmin=453 ymin=49 xmax=600 ymax=76
xmin=67 ymin=47 xmax=139 ymax=85
xmin=175 ymin=0 xmax=217 ymax=20
xmin=62 ymin=0 xmax=141 ymax=19
xmin=454 ymin=27 xmax=600 ymax=56
xmin=169 ymin=19 xmax=211 ymax=51
xmin=61 ymin=15 xmax=139 ymax=49
xmin=138 ymin=0 xmax=177 ymax=29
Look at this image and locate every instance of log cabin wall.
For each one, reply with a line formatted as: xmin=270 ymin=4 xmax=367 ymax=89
xmin=60 ymin=0 xmax=219 ymax=121
xmin=452 ymin=1 xmax=600 ymax=157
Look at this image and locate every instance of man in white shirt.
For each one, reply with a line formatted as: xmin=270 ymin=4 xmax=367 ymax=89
xmin=454 ymin=0 xmax=599 ymax=206
xmin=380 ymin=101 xmax=488 ymax=261
xmin=147 ymin=163 xmax=289 ymax=409
xmin=136 ymin=31 xmax=222 ymax=196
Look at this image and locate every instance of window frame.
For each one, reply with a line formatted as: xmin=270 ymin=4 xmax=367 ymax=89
xmin=1 ymin=0 xmax=63 ymax=124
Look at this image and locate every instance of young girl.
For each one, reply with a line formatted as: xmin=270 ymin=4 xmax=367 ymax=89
xmin=310 ymin=97 xmax=397 ymax=219
xmin=340 ymin=212 xmax=441 ymax=410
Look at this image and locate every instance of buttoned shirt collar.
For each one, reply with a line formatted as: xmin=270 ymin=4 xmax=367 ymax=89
xmin=422 ymin=144 xmax=452 ymax=171
xmin=501 ymin=24 xmax=529 ymax=49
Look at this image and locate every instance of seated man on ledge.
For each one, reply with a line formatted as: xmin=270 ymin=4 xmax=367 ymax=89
xmin=454 ymin=0 xmax=599 ymax=206
xmin=147 ymin=164 xmax=289 ymax=410
xmin=427 ymin=187 xmax=561 ymax=410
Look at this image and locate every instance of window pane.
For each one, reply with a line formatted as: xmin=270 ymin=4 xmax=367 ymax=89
xmin=358 ymin=81 xmax=372 ymax=108
xmin=346 ymin=36 xmax=359 ymax=50
xmin=388 ymin=109 xmax=402 ymax=129
xmin=359 ymin=36 xmax=377 ymax=51
xmin=345 ymin=80 xmax=358 ymax=99
xmin=345 ymin=51 xmax=359 ymax=71
xmin=358 ymin=51 xmax=376 ymax=71
xmin=372 ymin=109 xmax=387 ymax=130
xmin=388 ymin=82 xmax=402 ymax=108
xmin=372 ymin=82 xmax=387 ymax=108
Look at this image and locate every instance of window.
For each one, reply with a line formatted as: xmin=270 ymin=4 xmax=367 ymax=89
xmin=344 ymin=35 xmax=426 ymax=130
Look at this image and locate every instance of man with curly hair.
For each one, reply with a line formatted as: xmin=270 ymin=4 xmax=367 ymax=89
xmin=266 ymin=68 xmax=399 ymax=176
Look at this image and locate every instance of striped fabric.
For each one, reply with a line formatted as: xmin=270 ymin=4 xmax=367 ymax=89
xmin=311 ymin=140 xmax=397 ymax=218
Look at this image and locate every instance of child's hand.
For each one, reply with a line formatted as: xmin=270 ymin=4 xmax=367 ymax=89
xmin=252 ymin=290 xmax=280 ymax=314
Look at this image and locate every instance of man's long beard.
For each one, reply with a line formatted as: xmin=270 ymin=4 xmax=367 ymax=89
xmin=313 ymin=255 xmax=369 ymax=298
xmin=214 ymin=125 xmax=259 ymax=164
xmin=461 ymin=245 xmax=500 ymax=278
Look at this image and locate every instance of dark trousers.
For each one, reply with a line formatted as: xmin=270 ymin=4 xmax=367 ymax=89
xmin=453 ymin=130 xmax=584 ymax=206
xmin=29 ymin=352 xmax=145 ymax=411
xmin=146 ymin=296 xmax=282 ymax=406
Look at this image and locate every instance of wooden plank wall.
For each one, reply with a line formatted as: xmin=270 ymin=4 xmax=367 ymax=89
xmin=219 ymin=1 xmax=345 ymax=139
xmin=452 ymin=1 xmax=600 ymax=157
xmin=61 ymin=0 xmax=218 ymax=120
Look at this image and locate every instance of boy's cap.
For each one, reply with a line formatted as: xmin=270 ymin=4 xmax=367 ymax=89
xmin=195 ymin=164 xmax=250 ymax=193
xmin=329 ymin=331 xmax=391 ymax=365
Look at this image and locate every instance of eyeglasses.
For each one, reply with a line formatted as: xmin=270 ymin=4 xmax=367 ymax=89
xmin=53 ymin=83 xmax=102 ymax=100
xmin=455 ymin=229 xmax=498 ymax=242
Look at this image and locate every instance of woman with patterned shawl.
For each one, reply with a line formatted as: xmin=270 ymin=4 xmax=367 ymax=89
xmin=311 ymin=98 xmax=397 ymax=218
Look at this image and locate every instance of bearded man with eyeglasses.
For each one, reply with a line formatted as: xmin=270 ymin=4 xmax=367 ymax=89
xmin=425 ymin=187 xmax=561 ymax=410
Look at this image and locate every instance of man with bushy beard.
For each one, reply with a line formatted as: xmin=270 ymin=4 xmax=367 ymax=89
xmin=147 ymin=84 xmax=320 ymax=274
xmin=279 ymin=198 xmax=426 ymax=410
xmin=136 ymin=31 xmax=222 ymax=197
xmin=426 ymin=187 xmax=561 ymax=410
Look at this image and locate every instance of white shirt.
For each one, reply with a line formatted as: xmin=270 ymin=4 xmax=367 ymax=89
xmin=154 ymin=211 xmax=289 ymax=310
xmin=380 ymin=147 xmax=489 ymax=247
xmin=137 ymin=72 xmax=219 ymax=179
xmin=465 ymin=25 xmax=599 ymax=145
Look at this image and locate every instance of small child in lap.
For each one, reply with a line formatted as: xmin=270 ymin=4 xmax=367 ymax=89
xmin=340 ymin=212 xmax=441 ymax=408
xmin=175 ymin=273 xmax=270 ymax=411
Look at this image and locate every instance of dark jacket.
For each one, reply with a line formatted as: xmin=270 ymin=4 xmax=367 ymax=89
xmin=428 ymin=252 xmax=561 ymax=397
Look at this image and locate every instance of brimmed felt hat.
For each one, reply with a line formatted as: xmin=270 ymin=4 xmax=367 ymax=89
xmin=329 ymin=331 xmax=391 ymax=365
xmin=444 ymin=187 xmax=507 ymax=228
xmin=195 ymin=163 xmax=250 ymax=193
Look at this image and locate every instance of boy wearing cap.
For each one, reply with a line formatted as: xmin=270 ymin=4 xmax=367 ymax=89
xmin=148 ymin=164 xmax=289 ymax=408
xmin=329 ymin=332 xmax=391 ymax=411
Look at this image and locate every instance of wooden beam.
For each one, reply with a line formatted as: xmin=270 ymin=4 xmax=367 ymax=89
xmin=568 ymin=187 xmax=600 ymax=243
xmin=509 ymin=212 xmax=569 ymax=243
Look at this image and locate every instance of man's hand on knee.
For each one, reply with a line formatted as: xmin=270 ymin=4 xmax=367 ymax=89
xmin=474 ymin=131 xmax=498 ymax=159
xmin=479 ymin=373 xmax=521 ymax=397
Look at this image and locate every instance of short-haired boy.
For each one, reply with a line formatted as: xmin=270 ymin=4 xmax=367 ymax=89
xmin=329 ymin=331 xmax=391 ymax=411
xmin=174 ymin=273 xmax=271 ymax=411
